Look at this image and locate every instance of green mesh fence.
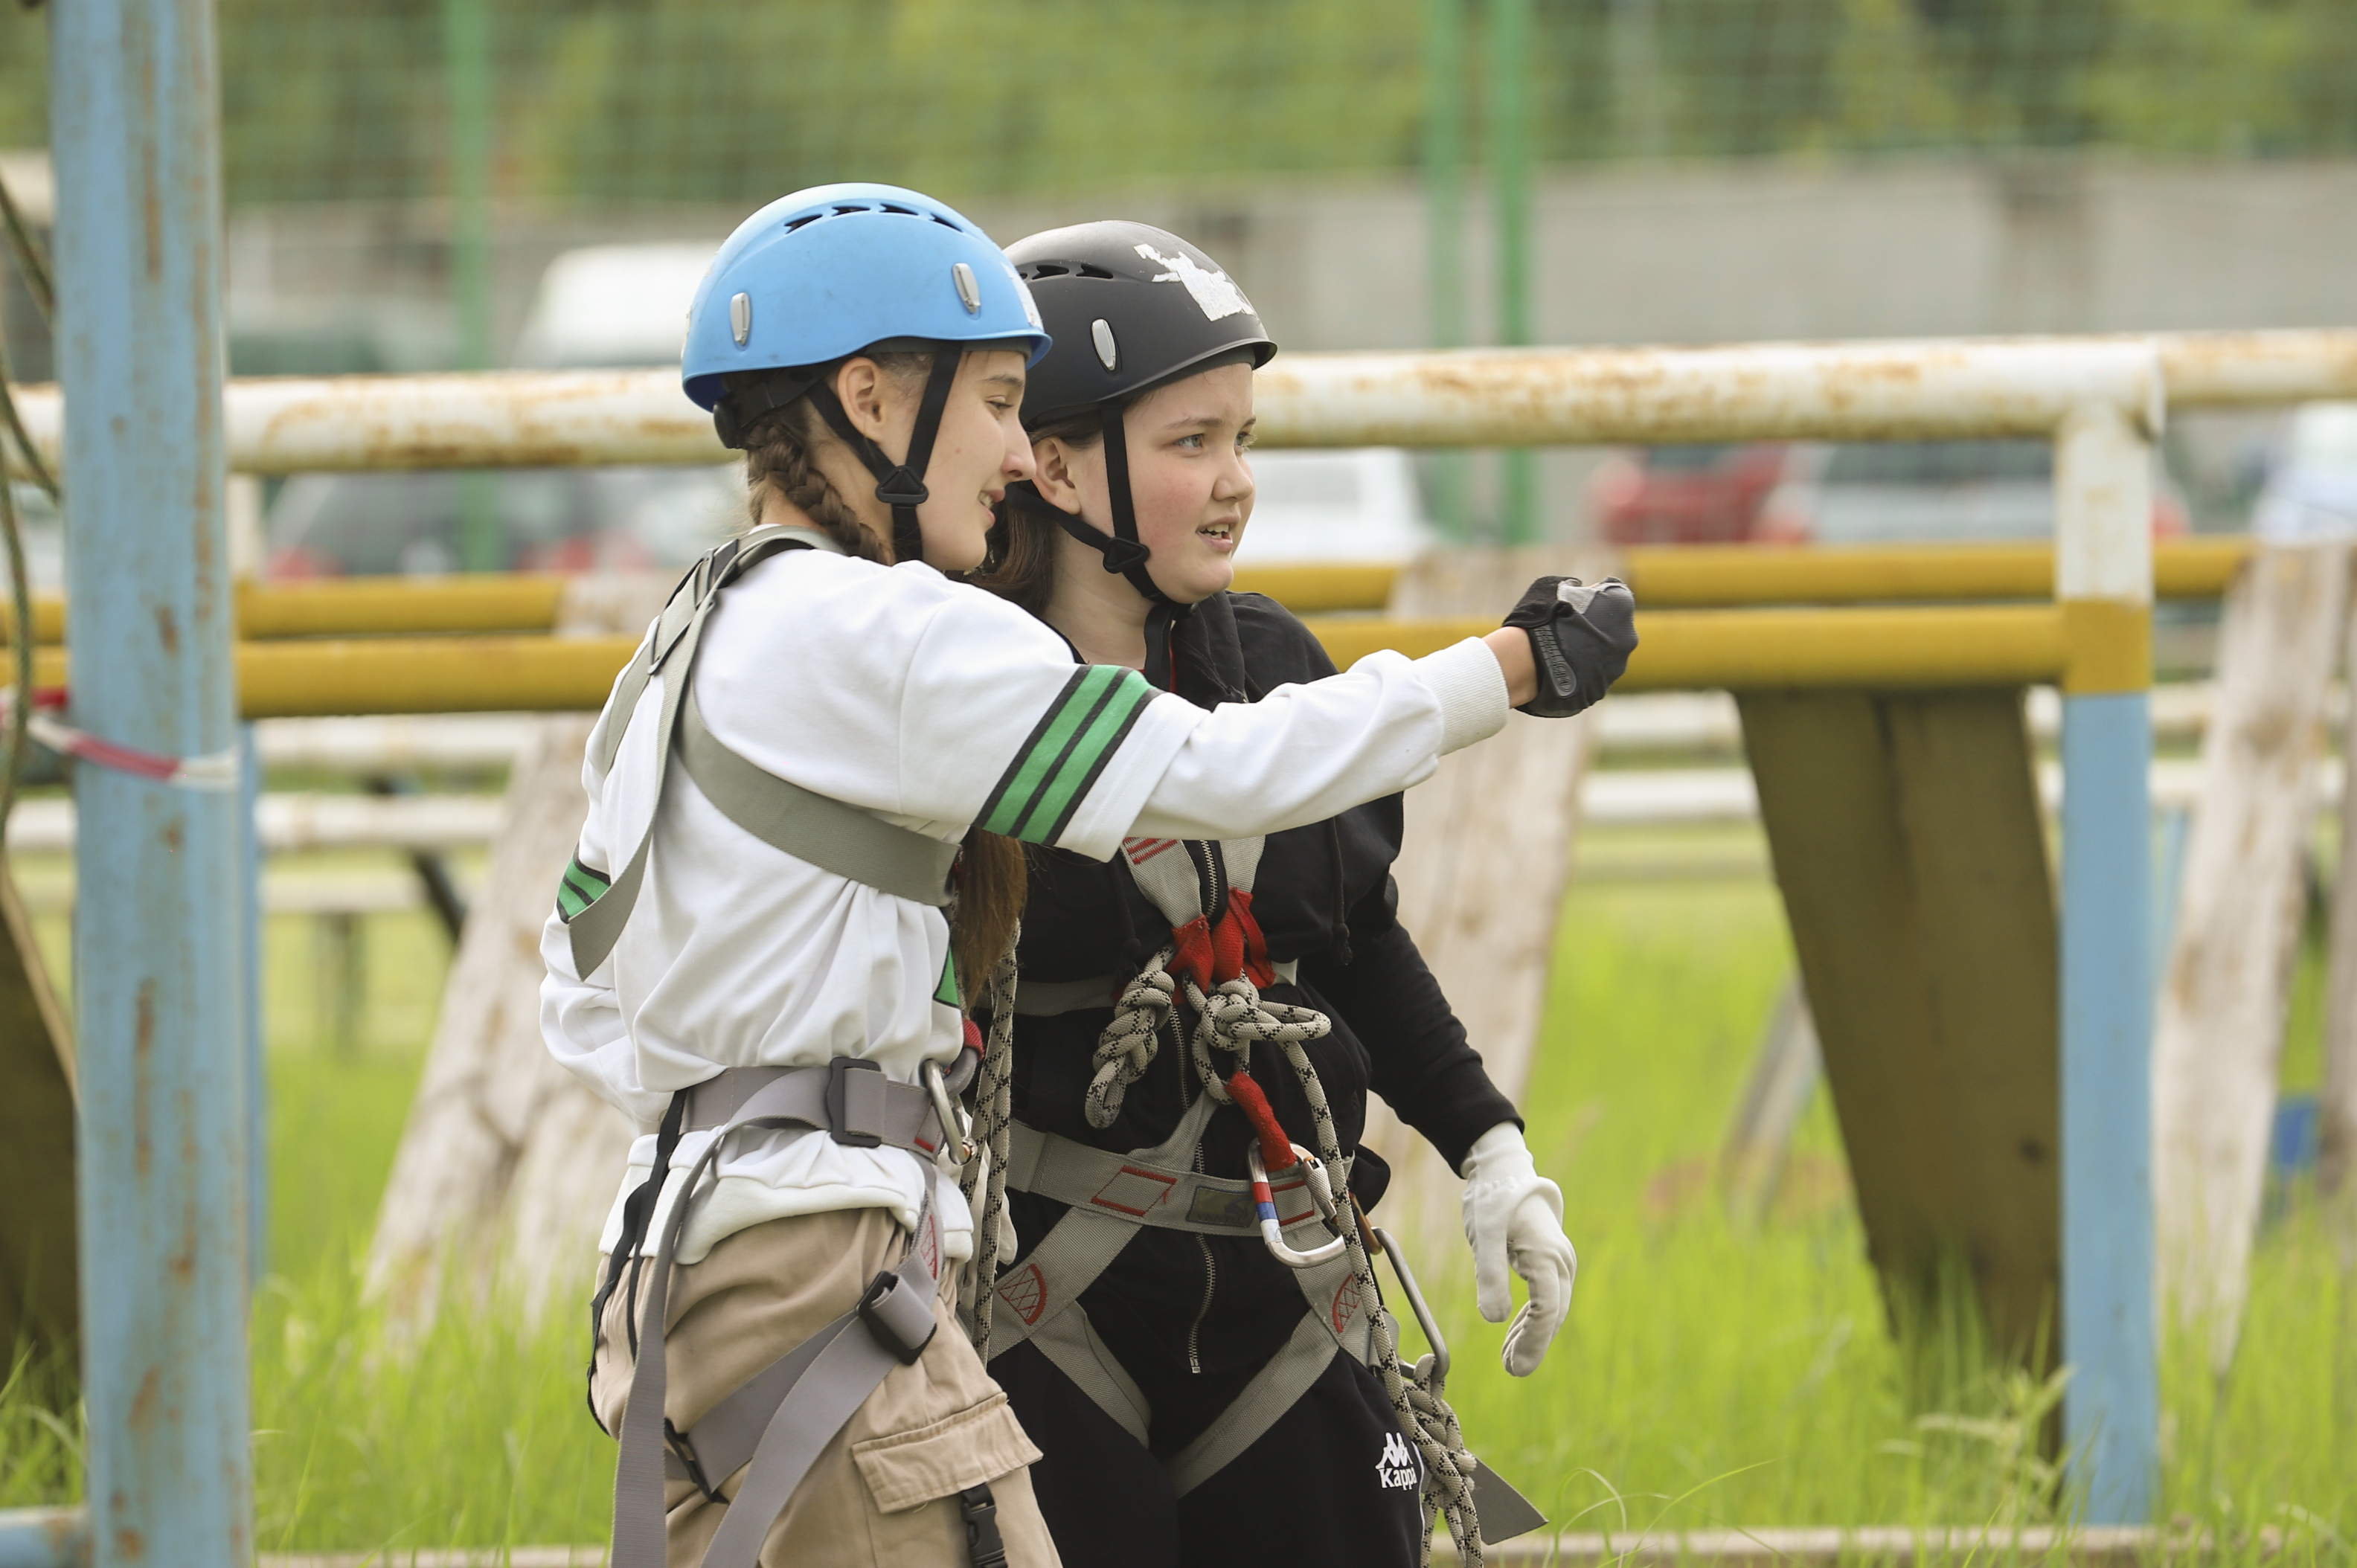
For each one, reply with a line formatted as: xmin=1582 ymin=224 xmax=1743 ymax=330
xmin=4 ymin=0 xmax=2357 ymax=210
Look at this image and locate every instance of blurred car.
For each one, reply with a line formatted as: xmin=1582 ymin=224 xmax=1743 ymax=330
xmin=1757 ymin=440 xmax=2188 ymax=544
xmin=2251 ymin=402 xmax=2357 ymax=542
xmin=1237 ymin=448 xmax=1436 ymax=562
xmin=268 ymin=242 xmax=742 ymax=579
xmin=4 ymin=481 xmax=64 ymax=593
xmin=266 ymin=465 xmax=743 ymax=578
xmin=1588 ymin=443 xmax=1795 ymax=546
xmin=510 ymin=243 xmax=717 ymax=370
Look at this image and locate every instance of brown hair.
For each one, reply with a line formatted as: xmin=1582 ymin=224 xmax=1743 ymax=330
xmin=733 ymin=359 xmax=1028 ymax=999
xmin=967 ymin=405 xmax=1105 ymax=614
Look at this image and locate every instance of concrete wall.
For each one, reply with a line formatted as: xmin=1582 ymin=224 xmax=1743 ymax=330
xmin=16 ymin=153 xmax=2347 ymax=533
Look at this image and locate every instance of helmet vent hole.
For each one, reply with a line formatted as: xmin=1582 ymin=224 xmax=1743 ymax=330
xmin=833 ymin=204 xmax=870 ymax=216
xmin=1077 ymin=263 xmax=1115 ymax=280
xmin=783 ymin=213 xmax=822 ymax=233
xmin=879 ymin=203 xmax=918 ymax=216
xmin=930 ymin=214 xmax=963 ymax=231
xmin=1023 ymin=263 xmax=1071 ymax=280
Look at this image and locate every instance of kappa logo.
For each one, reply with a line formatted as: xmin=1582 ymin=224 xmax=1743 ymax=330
xmin=1376 ymin=1430 xmax=1420 ymax=1491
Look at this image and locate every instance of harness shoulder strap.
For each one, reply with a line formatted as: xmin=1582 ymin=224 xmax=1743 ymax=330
xmin=679 ymin=687 xmax=956 ymax=908
xmin=564 ymin=525 xmax=952 ymax=976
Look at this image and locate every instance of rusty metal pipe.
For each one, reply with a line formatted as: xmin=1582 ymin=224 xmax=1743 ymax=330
xmin=8 ymin=332 xmax=2357 ymax=478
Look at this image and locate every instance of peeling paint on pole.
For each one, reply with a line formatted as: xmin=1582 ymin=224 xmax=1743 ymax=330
xmin=47 ymin=1 xmax=253 ymax=1567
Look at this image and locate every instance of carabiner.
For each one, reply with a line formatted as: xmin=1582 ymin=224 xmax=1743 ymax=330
xmin=920 ymin=1058 xmax=977 ymax=1165
xmin=1372 ymin=1225 xmax=1449 ymax=1384
xmin=1246 ymin=1140 xmax=1347 ymax=1269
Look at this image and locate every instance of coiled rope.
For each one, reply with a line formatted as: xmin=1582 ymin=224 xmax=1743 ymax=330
xmin=1087 ymin=947 xmax=1486 ymax=1565
xmin=959 ymin=931 xmax=1019 ymax=1359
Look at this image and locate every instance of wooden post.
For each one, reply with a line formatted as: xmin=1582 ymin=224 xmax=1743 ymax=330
xmin=0 ymin=865 xmax=75 ymax=1366
xmin=1741 ymin=688 xmax=2059 ymax=1363
xmin=365 ymin=574 xmax=667 ymax=1326
xmin=2305 ymin=562 xmax=2357 ymax=1228
xmin=2154 ymin=542 xmax=2352 ymax=1367
xmin=1357 ymin=547 xmax=1606 ymax=1260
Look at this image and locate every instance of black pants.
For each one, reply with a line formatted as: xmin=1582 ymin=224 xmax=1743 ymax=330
xmin=992 ymin=1198 xmax=1426 ymax=1568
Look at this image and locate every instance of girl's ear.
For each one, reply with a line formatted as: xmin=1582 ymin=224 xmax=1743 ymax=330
xmin=833 ymin=356 xmax=891 ymax=443
xmin=1030 ymin=436 xmax=1088 ymax=517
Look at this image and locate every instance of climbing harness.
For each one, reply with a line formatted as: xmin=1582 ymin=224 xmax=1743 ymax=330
xmin=993 ymin=831 xmax=1506 ymax=1564
xmin=560 ymin=522 xmax=962 ymax=980
xmin=606 ymin=1059 xmax=961 ymax=1568
xmin=571 ymin=523 xmax=1022 ymax=1565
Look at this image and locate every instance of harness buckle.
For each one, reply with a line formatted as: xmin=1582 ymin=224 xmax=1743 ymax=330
xmin=959 ymin=1482 xmax=1008 ymax=1568
xmin=857 ymin=1269 xmax=937 ymax=1365
xmin=663 ymin=1417 xmax=727 ymax=1504
xmin=825 ymin=1057 xmax=887 ymax=1148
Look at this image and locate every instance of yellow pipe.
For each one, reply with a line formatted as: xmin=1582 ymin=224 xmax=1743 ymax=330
xmin=1228 ymin=562 xmax=1402 ymax=614
xmin=235 ymin=575 xmax=570 ymax=639
xmin=235 ymin=635 xmax=638 ymax=717
xmin=0 ymin=539 xmax=2260 ymax=648
xmin=1620 ymin=536 xmax=2251 ymax=608
xmin=1305 ymin=604 xmax=2069 ymax=691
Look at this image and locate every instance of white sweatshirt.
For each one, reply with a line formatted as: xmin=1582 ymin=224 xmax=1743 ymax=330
xmin=541 ymin=538 xmax=1509 ymax=1265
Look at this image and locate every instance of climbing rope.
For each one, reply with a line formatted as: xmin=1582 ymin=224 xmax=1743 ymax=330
xmin=1083 ymin=954 xmax=1176 ymax=1128
xmin=1091 ymin=954 xmax=1486 ymax=1564
xmin=960 ymin=928 xmax=1020 ymax=1358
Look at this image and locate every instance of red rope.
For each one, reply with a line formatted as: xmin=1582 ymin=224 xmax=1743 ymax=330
xmin=1223 ymin=1070 xmax=1296 ymax=1175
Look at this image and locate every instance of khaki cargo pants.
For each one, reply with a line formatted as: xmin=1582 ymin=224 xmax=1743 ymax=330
xmin=593 ymin=1206 xmax=1062 ymax=1568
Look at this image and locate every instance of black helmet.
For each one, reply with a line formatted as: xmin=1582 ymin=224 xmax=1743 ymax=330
xmin=1005 ymin=222 xmax=1277 ymax=608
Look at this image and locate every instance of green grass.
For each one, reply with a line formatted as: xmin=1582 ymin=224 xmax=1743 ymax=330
xmin=5 ymin=859 xmax=2355 ymax=1557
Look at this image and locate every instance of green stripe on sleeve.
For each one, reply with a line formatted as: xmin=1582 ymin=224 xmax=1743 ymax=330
xmin=934 ymin=948 xmax=960 ymax=1008
xmin=978 ymin=666 xmax=1127 ymax=835
xmin=555 ymin=856 xmax=612 ymax=924
xmin=1010 ymin=674 xmax=1158 ymax=843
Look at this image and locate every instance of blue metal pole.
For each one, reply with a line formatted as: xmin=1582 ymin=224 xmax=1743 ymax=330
xmin=48 ymin=8 xmax=253 ymax=1568
xmin=2061 ymin=692 xmax=2157 ymax=1521
xmin=2053 ymin=394 xmax=2161 ymax=1523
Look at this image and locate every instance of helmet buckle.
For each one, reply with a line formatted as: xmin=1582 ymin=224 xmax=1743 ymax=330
xmin=874 ymin=466 xmax=931 ymax=507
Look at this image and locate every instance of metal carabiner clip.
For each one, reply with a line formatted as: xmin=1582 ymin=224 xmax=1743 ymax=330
xmin=1245 ymin=1140 xmax=1349 ymax=1269
xmin=1370 ymin=1225 xmax=1449 ymax=1384
xmin=920 ymin=1058 xmax=977 ymax=1166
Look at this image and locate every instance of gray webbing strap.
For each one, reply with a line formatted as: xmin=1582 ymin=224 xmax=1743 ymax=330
xmin=1025 ymin=1305 xmax=1153 ymax=1446
xmin=1165 ymin=1311 xmax=1338 ymax=1498
xmin=612 ymin=1109 xmax=937 ymax=1568
xmin=1013 ymin=960 xmax=1297 ymax=1017
xmin=683 ymin=1064 xmax=949 ymax=1155
xmin=679 ymin=687 xmax=956 ymax=908
xmin=1002 ymin=1116 xmax=1343 ymax=1236
xmin=568 ymin=525 xmax=952 ymax=976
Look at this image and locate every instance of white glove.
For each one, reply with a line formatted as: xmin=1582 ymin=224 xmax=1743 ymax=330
xmin=1458 ymin=1121 xmax=1577 ymax=1377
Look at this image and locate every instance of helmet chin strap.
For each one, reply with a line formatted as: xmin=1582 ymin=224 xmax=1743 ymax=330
xmin=1039 ymin=401 xmax=1198 ymax=688
xmin=808 ymin=350 xmax=961 ymax=565
xmin=1050 ymin=402 xmax=1188 ymax=610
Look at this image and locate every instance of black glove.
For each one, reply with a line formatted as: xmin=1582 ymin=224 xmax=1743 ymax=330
xmin=1501 ymin=576 xmax=1638 ymax=718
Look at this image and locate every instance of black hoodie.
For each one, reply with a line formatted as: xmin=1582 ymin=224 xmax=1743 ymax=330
xmin=1002 ymin=590 xmax=1521 ymax=1207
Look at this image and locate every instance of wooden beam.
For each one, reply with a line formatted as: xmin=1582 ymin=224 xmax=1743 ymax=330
xmin=1739 ymin=689 xmax=2059 ymax=1359
xmin=2155 ymin=544 xmax=2352 ymax=1364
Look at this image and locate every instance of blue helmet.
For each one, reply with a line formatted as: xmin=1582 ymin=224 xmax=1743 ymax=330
xmin=682 ymin=184 xmax=1049 ymax=562
xmin=682 ymin=183 xmax=1050 ymax=434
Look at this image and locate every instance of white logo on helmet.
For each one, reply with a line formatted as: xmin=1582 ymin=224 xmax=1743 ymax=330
xmin=1133 ymin=242 xmax=1251 ymax=323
